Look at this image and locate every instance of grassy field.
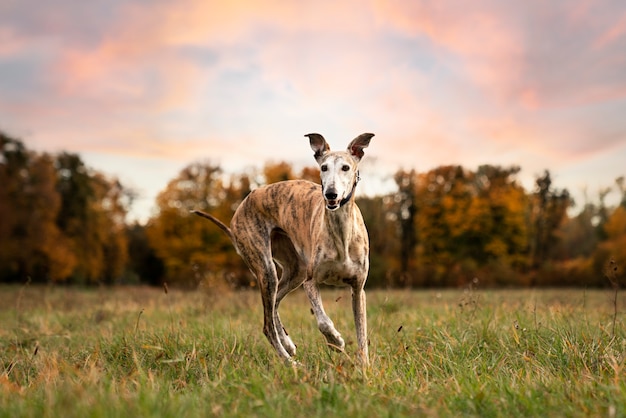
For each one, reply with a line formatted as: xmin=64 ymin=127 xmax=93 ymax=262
xmin=1 ymin=284 xmax=625 ymax=417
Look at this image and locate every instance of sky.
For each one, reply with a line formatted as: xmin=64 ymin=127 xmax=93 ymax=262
xmin=2 ymin=0 xmax=626 ymax=222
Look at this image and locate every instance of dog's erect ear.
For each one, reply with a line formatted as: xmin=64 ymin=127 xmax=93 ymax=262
xmin=306 ymin=133 xmax=330 ymax=163
xmin=347 ymin=133 xmax=374 ymax=162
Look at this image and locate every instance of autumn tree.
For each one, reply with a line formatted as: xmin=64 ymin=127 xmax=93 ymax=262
xmin=126 ymin=222 xmax=165 ymax=285
xmin=530 ymin=170 xmax=572 ymax=269
xmin=55 ymin=152 xmax=99 ymax=282
xmin=54 ymin=153 xmax=130 ymax=283
xmin=468 ymin=165 xmax=529 ymax=284
xmin=299 ymin=166 xmax=321 ymax=183
xmin=616 ymin=176 xmax=626 ymax=208
xmin=393 ymin=169 xmax=418 ymax=285
xmin=89 ymin=172 xmax=131 ymax=283
xmin=412 ymin=165 xmax=476 ymax=285
xmin=554 ymin=195 xmax=599 ymax=261
xmin=0 ymin=134 xmax=76 ymax=282
xmin=475 ymin=167 xmax=528 ymax=255
xmin=589 ymin=178 xmax=626 ymax=286
xmin=394 ymin=165 xmax=531 ymax=286
xmin=0 ymin=134 xmax=31 ymax=281
xmin=356 ymin=194 xmax=400 ymax=287
xmin=263 ymin=161 xmax=295 ymax=183
xmin=146 ymin=162 xmax=251 ymax=288
xmin=585 ymin=206 xmax=626 ymax=287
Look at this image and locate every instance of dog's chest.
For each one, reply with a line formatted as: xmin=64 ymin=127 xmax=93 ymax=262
xmin=311 ymin=239 xmax=368 ymax=286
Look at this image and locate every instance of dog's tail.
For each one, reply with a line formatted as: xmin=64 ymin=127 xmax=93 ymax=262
xmin=191 ymin=210 xmax=235 ymax=243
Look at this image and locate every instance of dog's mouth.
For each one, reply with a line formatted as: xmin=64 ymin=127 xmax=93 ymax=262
xmin=325 ymin=199 xmax=340 ymax=211
xmin=324 ymin=196 xmax=341 ymax=211
xmin=323 ymin=187 xmax=344 ymax=211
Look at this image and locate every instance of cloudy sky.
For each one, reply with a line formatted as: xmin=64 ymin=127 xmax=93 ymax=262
xmin=2 ymin=0 xmax=625 ymax=222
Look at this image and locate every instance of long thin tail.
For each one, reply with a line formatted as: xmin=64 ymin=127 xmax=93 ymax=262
xmin=191 ymin=210 xmax=235 ymax=243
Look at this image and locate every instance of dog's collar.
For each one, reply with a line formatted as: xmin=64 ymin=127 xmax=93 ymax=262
xmin=339 ymin=171 xmax=360 ymax=208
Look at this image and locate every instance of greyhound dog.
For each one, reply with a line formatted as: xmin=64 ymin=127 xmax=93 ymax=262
xmin=193 ymin=133 xmax=373 ymax=365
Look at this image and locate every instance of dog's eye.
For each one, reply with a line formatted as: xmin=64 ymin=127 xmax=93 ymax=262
xmin=341 ymin=165 xmax=350 ymax=172
xmin=321 ymin=165 xmax=328 ymax=172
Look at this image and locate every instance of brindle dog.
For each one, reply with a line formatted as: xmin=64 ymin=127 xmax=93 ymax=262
xmin=193 ymin=133 xmax=373 ymax=365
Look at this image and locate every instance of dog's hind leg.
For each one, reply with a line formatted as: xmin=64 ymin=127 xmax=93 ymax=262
xmin=272 ymin=230 xmax=306 ymax=356
xmin=253 ymin=260 xmax=294 ymax=361
xmin=232 ymin=226 xmax=293 ymax=361
xmin=273 ymin=265 xmax=300 ymax=357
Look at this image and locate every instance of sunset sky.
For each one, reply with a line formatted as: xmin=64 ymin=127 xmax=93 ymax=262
xmin=2 ymin=0 xmax=625 ymax=222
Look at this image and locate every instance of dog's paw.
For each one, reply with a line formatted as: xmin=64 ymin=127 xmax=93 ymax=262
xmin=283 ymin=338 xmax=297 ymax=357
xmin=325 ymin=334 xmax=345 ymax=352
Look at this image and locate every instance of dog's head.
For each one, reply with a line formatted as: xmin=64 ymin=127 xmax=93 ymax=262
xmin=306 ymin=133 xmax=374 ymax=211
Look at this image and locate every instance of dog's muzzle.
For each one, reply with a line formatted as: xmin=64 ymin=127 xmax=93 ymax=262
xmin=324 ymin=191 xmax=340 ymax=211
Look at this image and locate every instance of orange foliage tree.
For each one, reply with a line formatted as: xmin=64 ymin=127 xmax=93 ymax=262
xmin=529 ymin=170 xmax=573 ymax=270
xmin=0 ymin=136 xmax=76 ymax=282
xmin=591 ymin=205 xmax=626 ymax=285
xmin=55 ymin=153 xmax=130 ymax=284
xmin=0 ymin=133 xmax=129 ymax=283
xmin=146 ymin=162 xmax=252 ymax=288
xmin=389 ymin=165 xmax=531 ymax=286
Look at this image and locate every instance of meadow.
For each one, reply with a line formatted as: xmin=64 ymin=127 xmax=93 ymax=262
xmin=1 ymin=284 xmax=625 ymax=417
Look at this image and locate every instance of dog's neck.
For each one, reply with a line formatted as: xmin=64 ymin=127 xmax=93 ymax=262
xmin=323 ymin=175 xmax=360 ymax=259
xmin=324 ymin=203 xmax=355 ymax=260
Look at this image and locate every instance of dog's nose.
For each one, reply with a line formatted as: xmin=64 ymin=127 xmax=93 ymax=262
xmin=325 ymin=191 xmax=338 ymax=201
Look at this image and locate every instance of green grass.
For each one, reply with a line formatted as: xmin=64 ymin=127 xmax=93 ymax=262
xmin=1 ymin=284 xmax=625 ymax=417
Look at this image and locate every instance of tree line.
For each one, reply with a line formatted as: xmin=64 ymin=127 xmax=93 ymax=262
xmin=1 ymin=130 xmax=624 ymax=288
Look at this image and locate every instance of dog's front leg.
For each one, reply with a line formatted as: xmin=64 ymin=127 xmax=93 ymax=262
xmin=351 ymin=284 xmax=369 ymax=365
xmin=303 ymin=280 xmax=345 ymax=351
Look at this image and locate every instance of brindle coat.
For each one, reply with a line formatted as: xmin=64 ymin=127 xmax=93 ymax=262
xmin=194 ymin=133 xmax=373 ymax=365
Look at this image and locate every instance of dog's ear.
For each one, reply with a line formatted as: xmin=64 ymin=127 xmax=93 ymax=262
xmin=347 ymin=133 xmax=374 ymax=162
xmin=306 ymin=133 xmax=330 ymax=163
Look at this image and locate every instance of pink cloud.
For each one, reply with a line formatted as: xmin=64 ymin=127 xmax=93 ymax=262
xmin=374 ymin=0 xmax=626 ymax=109
xmin=373 ymin=1 xmax=525 ymax=96
xmin=594 ymin=10 xmax=626 ymax=48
